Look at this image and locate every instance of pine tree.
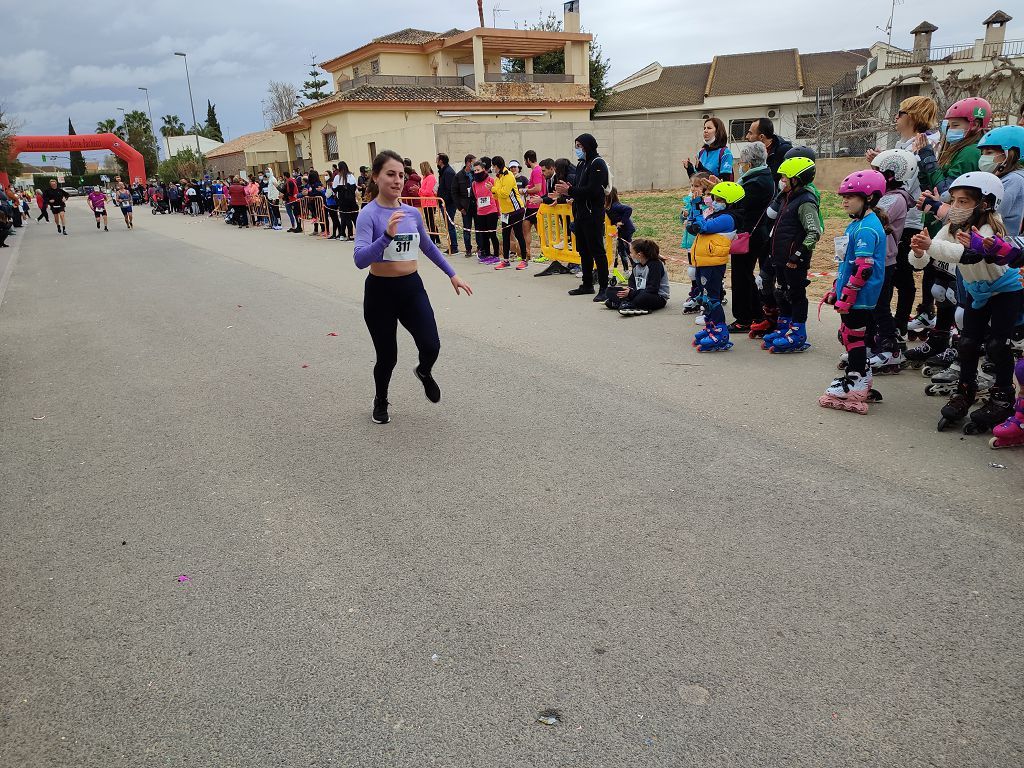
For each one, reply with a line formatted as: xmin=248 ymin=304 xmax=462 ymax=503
xmin=301 ymin=55 xmax=329 ymax=104
xmin=68 ymin=118 xmax=86 ymax=176
xmin=205 ymin=100 xmax=224 ymax=142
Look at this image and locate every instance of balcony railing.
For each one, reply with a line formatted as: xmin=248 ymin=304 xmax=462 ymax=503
xmin=884 ymin=39 xmax=1023 ymax=68
xmin=482 ymin=73 xmax=575 ymax=84
xmin=984 ymin=39 xmax=1024 ymax=58
xmin=336 ymin=72 xmax=576 ymax=93
xmin=886 ymin=43 xmax=975 ymax=67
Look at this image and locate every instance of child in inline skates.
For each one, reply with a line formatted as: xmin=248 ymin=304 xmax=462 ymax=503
xmin=867 ymin=149 xmax=918 ymax=373
xmin=819 ymin=170 xmax=889 ymax=413
xmin=604 ymin=238 xmax=669 ymax=316
xmin=911 ymin=172 xmax=1021 ymax=434
xmin=686 ymin=181 xmax=745 ymax=351
xmin=907 ymin=97 xmax=991 ymax=370
xmin=606 ymin=187 xmax=635 ymax=277
xmin=762 ymin=156 xmax=821 ymax=353
xmin=680 ymin=174 xmax=712 ymax=314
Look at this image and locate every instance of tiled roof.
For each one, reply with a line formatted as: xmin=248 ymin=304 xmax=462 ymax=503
xmin=599 ymin=48 xmax=865 ymax=113
xmin=372 ymin=28 xmax=463 ymax=44
xmin=983 ymin=10 xmax=1012 ymax=24
xmin=707 ymin=49 xmax=801 ymax=97
xmin=599 ymin=62 xmax=711 ymax=112
xmin=911 ymin=21 xmax=938 ymax=34
xmin=205 ymin=130 xmax=282 ymax=158
xmin=798 ymin=49 xmax=869 ymax=96
xmin=272 ymin=115 xmax=306 ymax=131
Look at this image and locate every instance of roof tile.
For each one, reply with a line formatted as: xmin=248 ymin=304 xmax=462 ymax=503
xmin=707 ymin=49 xmax=800 ymax=97
xmin=600 ymin=62 xmax=711 ymax=112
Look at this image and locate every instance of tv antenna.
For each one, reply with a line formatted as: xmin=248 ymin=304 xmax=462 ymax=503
xmin=877 ymin=0 xmax=902 ymax=48
xmin=492 ymin=3 xmax=507 ymax=27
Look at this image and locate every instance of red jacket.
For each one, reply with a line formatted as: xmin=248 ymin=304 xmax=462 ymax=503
xmin=227 ymin=183 xmax=247 ymax=206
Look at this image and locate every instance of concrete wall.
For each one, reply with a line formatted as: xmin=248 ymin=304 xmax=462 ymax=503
xmin=814 ymin=157 xmax=868 ymax=191
xmin=434 ymin=118 xmax=706 ymax=191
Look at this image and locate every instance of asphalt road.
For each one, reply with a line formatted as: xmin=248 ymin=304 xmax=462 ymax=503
xmin=1 ymin=201 xmax=1022 ymax=767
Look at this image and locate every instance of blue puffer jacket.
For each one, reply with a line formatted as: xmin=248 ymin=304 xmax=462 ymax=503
xmin=835 ymin=212 xmax=887 ymax=310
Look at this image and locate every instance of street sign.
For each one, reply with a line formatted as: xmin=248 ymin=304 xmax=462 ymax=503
xmin=41 ymin=154 xmax=47 ymax=162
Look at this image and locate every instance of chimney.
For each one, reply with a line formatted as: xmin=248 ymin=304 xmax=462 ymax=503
xmin=910 ymin=21 xmax=938 ymax=54
xmin=982 ymin=11 xmax=1013 ymax=56
xmin=563 ymin=0 xmax=580 ymax=34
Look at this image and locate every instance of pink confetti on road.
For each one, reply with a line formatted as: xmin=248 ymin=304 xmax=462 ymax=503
xmin=301 ymin=364 xmax=310 ymax=369
xmin=177 ymin=574 xmax=190 ymax=583
xmin=326 ymin=332 xmax=338 ymax=337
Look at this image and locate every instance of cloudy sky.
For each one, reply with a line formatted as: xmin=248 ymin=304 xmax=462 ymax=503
xmin=3 ymin=0 xmax=994 ymax=166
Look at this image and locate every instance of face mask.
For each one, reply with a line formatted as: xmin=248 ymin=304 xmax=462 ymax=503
xmin=473 ymin=171 xmax=487 ymax=182
xmin=574 ymin=147 xmax=585 ymax=161
xmin=711 ymin=201 xmax=726 ymax=212
xmin=704 ymin=137 xmax=714 ymax=146
xmin=778 ymin=180 xmax=786 ymax=192
xmin=942 ymin=121 xmax=965 ymax=144
xmin=946 ymin=205 xmax=975 ymax=226
xmin=978 ymin=155 xmax=1000 ymax=173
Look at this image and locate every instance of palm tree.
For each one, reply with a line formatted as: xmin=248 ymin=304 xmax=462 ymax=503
xmin=96 ymin=118 xmax=117 ymax=134
xmin=160 ymin=114 xmax=186 ymax=137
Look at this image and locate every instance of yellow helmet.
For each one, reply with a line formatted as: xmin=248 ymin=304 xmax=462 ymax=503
xmin=710 ymin=181 xmax=745 ymax=205
xmin=777 ymin=156 xmax=816 ymax=183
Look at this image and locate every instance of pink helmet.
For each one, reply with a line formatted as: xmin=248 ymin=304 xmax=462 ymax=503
xmin=838 ymin=170 xmax=886 ymax=198
xmin=944 ymin=97 xmax=992 ymax=129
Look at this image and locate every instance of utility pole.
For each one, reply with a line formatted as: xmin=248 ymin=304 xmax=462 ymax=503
xmin=174 ymin=52 xmax=202 ymax=157
xmin=138 ymin=86 xmax=158 ymax=163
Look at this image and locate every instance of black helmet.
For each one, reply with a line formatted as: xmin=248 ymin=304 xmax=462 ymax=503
xmin=784 ymin=145 xmax=817 ymax=162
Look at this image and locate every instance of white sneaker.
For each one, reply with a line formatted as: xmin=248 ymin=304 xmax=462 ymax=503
xmin=694 ymin=314 xmax=705 ymax=326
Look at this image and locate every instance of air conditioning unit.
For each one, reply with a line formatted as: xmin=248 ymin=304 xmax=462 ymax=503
xmin=767 ymin=109 xmax=778 ymax=119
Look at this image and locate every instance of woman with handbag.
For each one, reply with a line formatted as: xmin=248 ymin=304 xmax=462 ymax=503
xmin=729 ymin=142 xmax=775 ymax=333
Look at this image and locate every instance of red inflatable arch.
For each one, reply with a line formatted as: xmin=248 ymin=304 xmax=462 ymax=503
xmin=1 ymin=133 xmax=147 ymax=188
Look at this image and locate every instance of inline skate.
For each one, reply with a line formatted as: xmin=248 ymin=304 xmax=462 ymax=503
xmin=906 ymin=331 xmax=948 ymax=370
xmin=964 ymin=386 xmax=1016 ymax=436
xmin=761 ymin=316 xmax=791 ymax=351
xmin=818 ymin=371 xmax=873 ymax=414
xmin=906 ymin=309 xmax=934 ymax=341
xmin=748 ymin=308 xmax=777 ymax=340
xmin=869 ymin=338 xmax=907 ymax=375
xmin=921 ymin=347 xmax=958 ymax=378
xmin=937 ymin=381 xmax=976 ymax=432
xmin=770 ymin=321 xmax=811 ymax=354
xmin=695 ymin=323 xmax=733 ymax=352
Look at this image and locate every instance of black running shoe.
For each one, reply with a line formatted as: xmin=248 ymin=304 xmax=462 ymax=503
xmin=372 ymin=398 xmax=390 ymax=424
xmin=415 ymin=367 xmax=441 ymax=403
xmin=567 ymin=284 xmax=595 ymax=296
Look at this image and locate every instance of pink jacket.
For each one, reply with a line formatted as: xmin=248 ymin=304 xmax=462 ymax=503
xmin=419 ymin=173 xmax=438 ymax=208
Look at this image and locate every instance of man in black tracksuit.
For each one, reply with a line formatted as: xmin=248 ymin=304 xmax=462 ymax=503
xmin=454 ymin=154 xmax=479 ymax=257
xmin=435 ymin=153 xmax=459 ymax=253
xmin=557 ymin=132 xmax=610 ymax=301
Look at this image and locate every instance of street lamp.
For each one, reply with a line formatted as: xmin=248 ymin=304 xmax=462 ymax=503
xmin=173 ymin=52 xmax=202 ymax=157
xmin=138 ymin=86 xmax=159 ymax=161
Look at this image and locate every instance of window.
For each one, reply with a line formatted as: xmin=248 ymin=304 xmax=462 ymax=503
xmin=368 ymin=142 xmax=377 ymax=164
xmin=730 ymin=119 xmax=755 ymax=141
xmin=324 ymin=132 xmax=339 ymax=162
xmin=294 ymin=142 xmax=303 ymax=160
xmin=370 ymin=59 xmax=381 ymax=75
xmin=353 ymin=66 xmax=360 ymax=77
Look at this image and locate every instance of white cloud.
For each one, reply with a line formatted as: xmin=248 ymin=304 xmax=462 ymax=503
xmin=0 ymin=49 xmax=49 ymax=80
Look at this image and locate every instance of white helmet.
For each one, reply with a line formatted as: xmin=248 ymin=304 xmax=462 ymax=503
xmin=870 ymin=148 xmax=918 ymax=184
xmin=949 ymin=171 xmax=1004 ymax=209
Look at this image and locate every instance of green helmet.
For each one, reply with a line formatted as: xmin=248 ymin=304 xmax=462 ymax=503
xmin=777 ymin=156 xmax=816 ymax=184
xmin=710 ymin=181 xmax=745 ymax=205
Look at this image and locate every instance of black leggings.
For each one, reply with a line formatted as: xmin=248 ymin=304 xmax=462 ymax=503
xmin=606 ymin=290 xmax=666 ymax=311
xmin=730 ymin=250 xmax=761 ymax=324
xmin=959 ymin=291 xmax=1023 ymax=390
xmin=868 ymin=263 xmax=897 ymax=347
xmin=37 ymin=208 xmax=49 ymax=222
xmin=893 ymin=228 xmax=918 ymax=331
xmin=327 ymin=207 xmax=340 ymax=236
xmin=476 ymin=212 xmax=499 ymax=257
xmin=757 ymin=249 xmax=777 ymax=312
xmin=774 ymin=263 xmax=809 ymax=323
xmin=363 ymin=272 xmax=441 ymax=401
xmin=501 ymin=209 xmax=527 ymax=260
xmin=339 ymin=211 xmax=355 ymax=238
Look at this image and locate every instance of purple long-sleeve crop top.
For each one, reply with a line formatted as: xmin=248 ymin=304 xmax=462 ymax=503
xmin=353 ymin=199 xmax=456 ymax=278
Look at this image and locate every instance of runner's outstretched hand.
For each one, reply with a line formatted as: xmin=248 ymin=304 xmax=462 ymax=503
xmin=451 ymin=275 xmax=473 ymax=296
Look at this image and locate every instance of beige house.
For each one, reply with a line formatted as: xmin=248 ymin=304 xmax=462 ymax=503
xmin=595 ymin=47 xmax=868 ymax=151
xmin=203 ymin=130 xmax=290 ymax=179
xmin=274 ymin=5 xmax=594 ymax=172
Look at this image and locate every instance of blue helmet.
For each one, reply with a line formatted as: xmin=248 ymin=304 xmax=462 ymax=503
xmin=978 ymin=125 xmax=1024 ymax=154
